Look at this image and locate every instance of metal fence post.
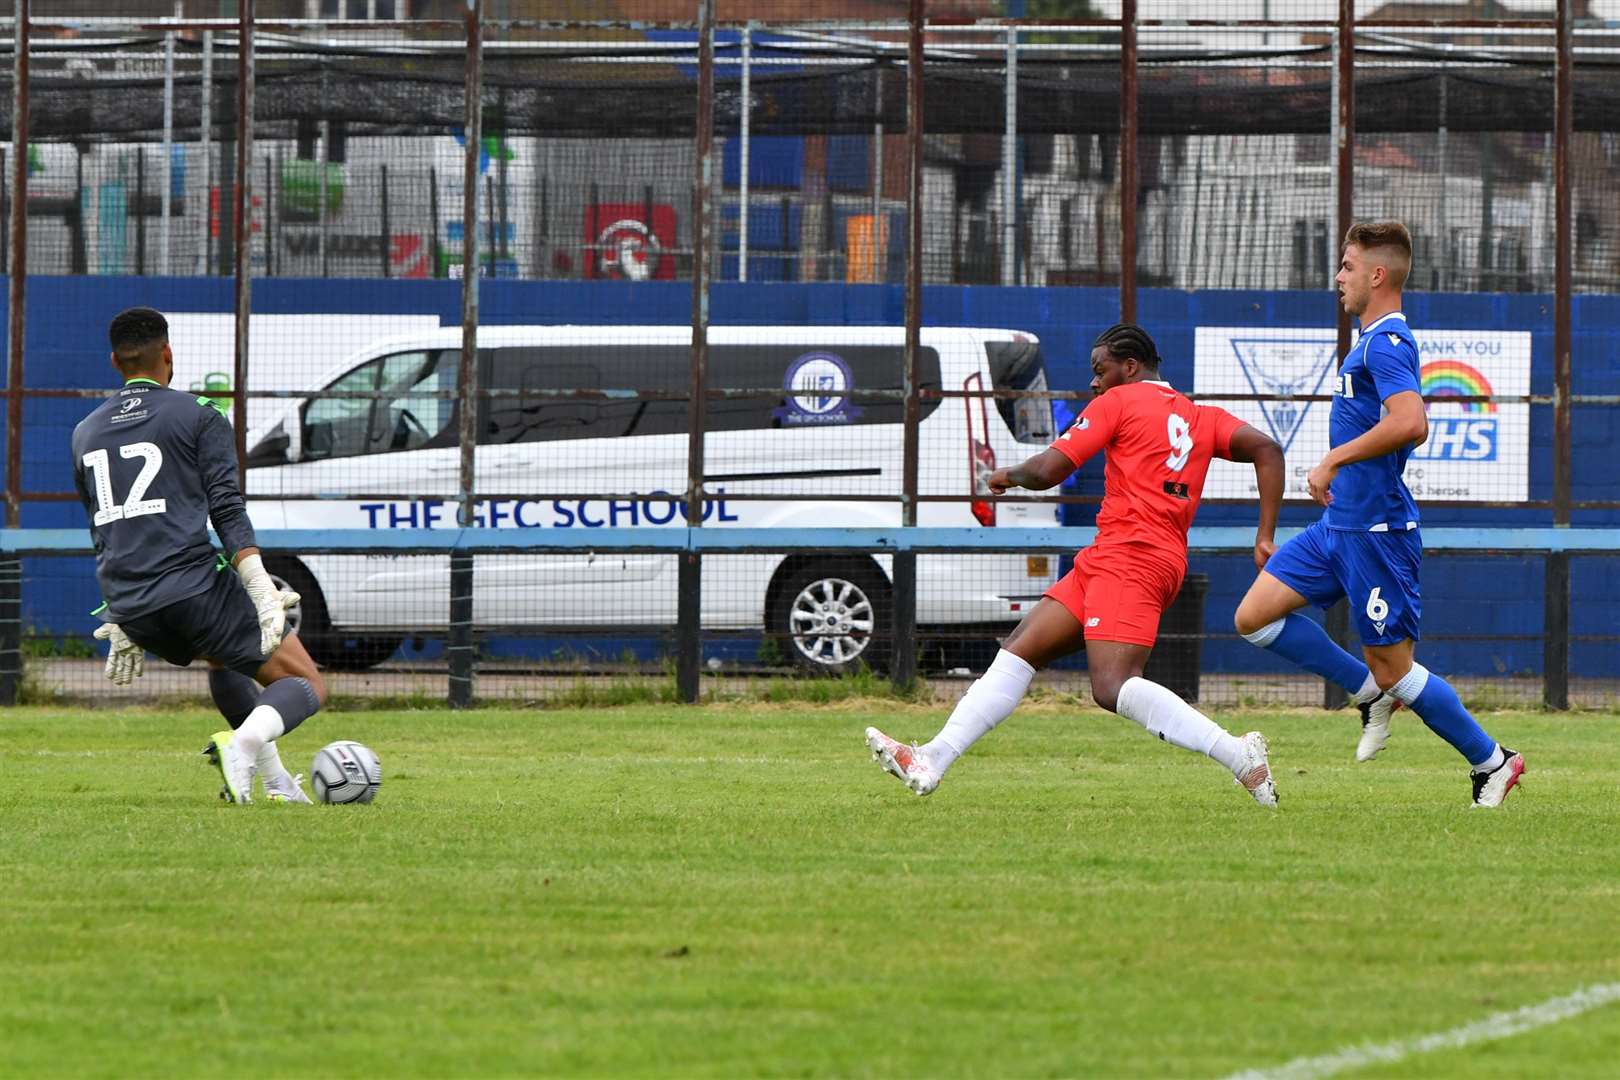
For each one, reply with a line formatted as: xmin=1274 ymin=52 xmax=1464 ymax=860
xmin=1546 ymin=0 xmax=1573 ymax=710
xmin=7 ymin=0 xmax=29 ymax=534
xmin=449 ymin=0 xmax=484 ymax=710
xmin=1322 ymin=0 xmax=1355 ymax=712
xmin=678 ymin=0 xmax=715 ymax=704
xmin=1544 ymin=553 xmax=1570 ymax=710
xmin=2 ymin=0 xmax=28 ymax=707
xmin=891 ymin=0 xmax=925 ymax=694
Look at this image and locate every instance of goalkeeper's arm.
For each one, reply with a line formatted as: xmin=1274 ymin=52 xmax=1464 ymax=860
xmin=233 ymin=548 xmax=300 ymax=656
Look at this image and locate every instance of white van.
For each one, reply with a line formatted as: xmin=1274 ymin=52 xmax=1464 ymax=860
xmin=242 ymin=325 xmax=1062 ymax=671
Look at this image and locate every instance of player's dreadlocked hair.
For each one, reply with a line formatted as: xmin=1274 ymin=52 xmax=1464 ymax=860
xmin=1093 ymin=323 xmax=1161 ymax=369
xmin=108 ymin=307 xmax=169 ymax=372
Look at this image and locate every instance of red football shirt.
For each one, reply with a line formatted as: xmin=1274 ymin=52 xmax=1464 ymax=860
xmin=1049 ymin=380 xmax=1246 ymax=562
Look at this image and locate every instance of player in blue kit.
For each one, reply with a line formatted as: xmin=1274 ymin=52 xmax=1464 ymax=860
xmin=1232 ymin=221 xmax=1524 ymax=807
xmin=72 ymin=307 xmax=327 ymax=805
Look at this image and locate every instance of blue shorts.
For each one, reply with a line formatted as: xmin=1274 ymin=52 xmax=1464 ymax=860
xmin=1264 ymin=520 xmax=1422 ymax=646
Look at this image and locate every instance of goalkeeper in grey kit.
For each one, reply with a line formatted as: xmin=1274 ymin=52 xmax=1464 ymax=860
xmin=71 ymin=306 xmax=327 ymax=805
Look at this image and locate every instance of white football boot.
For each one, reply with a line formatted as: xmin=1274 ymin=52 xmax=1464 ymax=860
xmin=1356 ymin=691 xmax=1400 ymax=762
xmin=1233 ymin=731 xmax=1278 ymax=807
xmin=865 ymin=727 xmax=943 ymax=797
xmin=1471 ymin=749 xmax=1526 ymax=808
xmin=264 ymin=772 xmax=314 ymax=804
xmin=256 ymin=743 xmax=313 ymax=804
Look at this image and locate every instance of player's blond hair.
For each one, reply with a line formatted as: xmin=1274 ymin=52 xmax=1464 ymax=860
xmin=1344 ymin=221 xmax=1412 ymax=291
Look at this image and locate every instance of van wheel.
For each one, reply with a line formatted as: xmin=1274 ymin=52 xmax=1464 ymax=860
xmin=769 ymin=558 xmax=890 ymax=676
xmin=263 ymin=557 xmax=404 ymax=672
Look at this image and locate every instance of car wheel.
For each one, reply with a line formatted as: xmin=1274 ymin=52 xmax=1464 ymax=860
xmin=263 ymin=557 xmax=404 ymax=672
xmin=769 ymin=558 xmax=890 ymax=676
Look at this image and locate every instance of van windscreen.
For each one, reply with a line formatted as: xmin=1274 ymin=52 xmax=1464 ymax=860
xmin=985 ymin=340 xmax=1055 ymax=445
xmin=482 ymin=344 xmax=941 ymax=444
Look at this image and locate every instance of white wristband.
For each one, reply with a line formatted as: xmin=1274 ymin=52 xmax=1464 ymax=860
xmin=235 ymin=553 xmax=276 ymax=603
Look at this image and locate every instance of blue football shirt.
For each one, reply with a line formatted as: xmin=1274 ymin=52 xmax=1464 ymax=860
xmin=1324 ymin=312 xmax=1422 ymax=532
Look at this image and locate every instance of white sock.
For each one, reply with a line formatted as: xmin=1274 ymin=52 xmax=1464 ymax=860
xmin=255 ymin=740 xmax=293 ymax=786
xmin=1115 ymin=676 xmax=1247 ymax=775
xmin=921 ymin=649 xmax=1035 ymax=771
xmin=1351 ymin=672 xmax=1381 ymax=705
xmin=1389 ymin=663 xmax=1431 ymax=705
xmin=1472 ymin=745 xmax=1506 ymax=775
xmin=233 ymin=705 xmax=287 ymax=762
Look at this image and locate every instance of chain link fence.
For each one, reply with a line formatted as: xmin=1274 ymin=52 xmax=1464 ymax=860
xmin=3 ymin=1 xmax=1616 ymax=709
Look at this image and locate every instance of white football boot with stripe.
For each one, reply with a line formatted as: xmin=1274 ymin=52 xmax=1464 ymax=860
xmin=257 ymin=742 xmax=313 ymax=804
xmin=1234 ymin=731 xmax=1278 ymax=807
xmin=1472 ymin=749 xmax=1526 ymax=808
xmin=1356 ymin=691 xmax=1400 ymax=762
xmin=865 ymin=727 xmax=943 ymax=797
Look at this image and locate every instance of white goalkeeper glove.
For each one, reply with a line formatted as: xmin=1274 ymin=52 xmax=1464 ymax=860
xmin=236 ymin=553 xmax=300 ymax=657
xmin=93 ymin=622 xmax=144 ymax=686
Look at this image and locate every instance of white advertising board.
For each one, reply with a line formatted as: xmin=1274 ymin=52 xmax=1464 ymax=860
xmin=1195 ymin=326 xmax=1531 ymax=504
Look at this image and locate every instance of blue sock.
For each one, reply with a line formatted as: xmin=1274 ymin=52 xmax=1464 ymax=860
xmin=1244 ymin=613 xmax=1373 ymax=696
xmin=1392 ymin=664 xmax=1497 ymax=767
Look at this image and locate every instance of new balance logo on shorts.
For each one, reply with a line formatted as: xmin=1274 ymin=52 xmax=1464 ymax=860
xmin=1087 ymin=617 xmax=1101 ymax=627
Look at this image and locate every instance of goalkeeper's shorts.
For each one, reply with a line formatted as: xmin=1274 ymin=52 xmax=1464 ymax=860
xmin=120 ymin=568 xmax=268 ymax=678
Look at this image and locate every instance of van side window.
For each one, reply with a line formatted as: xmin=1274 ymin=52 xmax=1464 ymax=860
xmin=303 ymin=350 xmax=458 ymax=461
xmin=480 ymin=344 xmax=941 ymax=444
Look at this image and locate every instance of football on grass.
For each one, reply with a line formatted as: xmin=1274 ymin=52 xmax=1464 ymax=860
xmin=311 ymin=741 xmax=382 ymax=804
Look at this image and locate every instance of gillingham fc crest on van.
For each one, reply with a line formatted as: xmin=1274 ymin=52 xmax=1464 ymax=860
xmin=773 ymin=351 xmax=863 ymax=426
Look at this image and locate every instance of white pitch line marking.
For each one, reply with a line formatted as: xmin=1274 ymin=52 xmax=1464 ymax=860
xmin=1223 ymin=982 xmax=1620 ymax=1080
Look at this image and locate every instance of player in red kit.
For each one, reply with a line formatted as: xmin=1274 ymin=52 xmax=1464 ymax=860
xmin=867 ymin=323 xmax=1286 ymax=804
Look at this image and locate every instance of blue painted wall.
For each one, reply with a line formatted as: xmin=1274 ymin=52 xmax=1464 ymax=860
xmin=10 ymin=277 xmax=1616 ymax=678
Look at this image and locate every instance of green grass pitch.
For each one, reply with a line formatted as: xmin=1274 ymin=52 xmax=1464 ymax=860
xmin=3 ymin=702 xmax=1618 ymax=1077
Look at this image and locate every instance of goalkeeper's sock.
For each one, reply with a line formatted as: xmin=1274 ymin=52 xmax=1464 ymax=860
xmin=234 ymin=677 xmax=321 ymax=760
xmin=254 ymin=740 xmax=294 ymax=788
xmin=920 ymin=649 xmax=1034 ymax=771
xmin=1243 ymin=614 xmax=1377 ymax=702
xmin=1389 ymin=663 xmax=1498 ymax=768
xmin=1115 ymin=676 xmax=1246 ymax=774
xmin=208 ymin=668 xmax=261 ymax=729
